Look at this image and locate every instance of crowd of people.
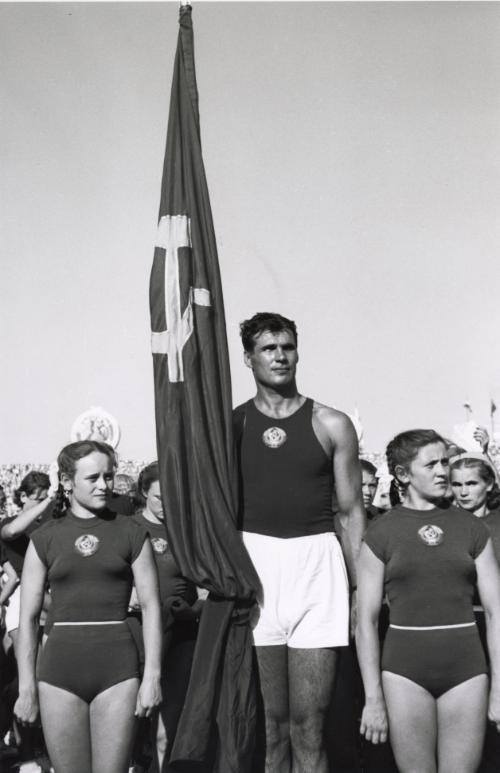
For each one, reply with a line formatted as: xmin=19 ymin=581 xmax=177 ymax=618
xmin=1 ymin=311 xmax=500 ymax=773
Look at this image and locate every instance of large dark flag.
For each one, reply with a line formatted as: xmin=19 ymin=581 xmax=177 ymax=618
xmin=149 ymin=5 xmax=260 ymax=771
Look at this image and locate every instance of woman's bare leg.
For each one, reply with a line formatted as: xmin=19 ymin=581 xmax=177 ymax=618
xmin=437 ymin=674 xmax=488 ymax=773
xmin=382 ymin=671 xmax=437 ymax=773
xmin=90 ymin=678 xmax=139 ymax=773
xmin=38 ymin=682 xmax=91 ymax=773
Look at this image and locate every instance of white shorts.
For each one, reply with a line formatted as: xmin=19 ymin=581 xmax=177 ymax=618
xmin=242 ymin=531 xmax=349 ymax=648
xmin=5 ymin=584 xmax=20 ymax=633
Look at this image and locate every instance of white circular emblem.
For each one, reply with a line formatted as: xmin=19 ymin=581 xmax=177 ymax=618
xmin=262 ymin=427 xmax=287 ymax=449
xmin=70 ymin=406 xmax=121 ymax=449
xmin=74 ymin=534 xmax=100 ymax=557
xmin=418 ymin=524 xmax=444 ymax=547
xmin=151 ymin=537 xmax=168 ymax=555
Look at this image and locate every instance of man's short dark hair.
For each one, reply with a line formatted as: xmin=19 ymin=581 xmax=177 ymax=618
xmin=239 ymin=312 xmax=298 ymax=352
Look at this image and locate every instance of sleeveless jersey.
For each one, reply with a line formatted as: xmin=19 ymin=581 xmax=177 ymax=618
xmin=237 ymin=398 xmax=334 ymax=538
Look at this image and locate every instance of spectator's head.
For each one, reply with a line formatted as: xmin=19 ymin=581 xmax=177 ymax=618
xmin=360 ymin=459 xmax=378 ymax=508
xmin=386 ymin=429 xmax=447 ymax=506
xmin=450 ymin=453 xmax=500 ymax=515
xmin=14 ymin=471 xmax=50 ymax=510
xmin=138 ymin=462 xmax=163 ymax=522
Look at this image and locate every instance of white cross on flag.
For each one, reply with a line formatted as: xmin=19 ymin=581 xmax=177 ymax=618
xmin=151 ymin=214 xmax=210 ymax=382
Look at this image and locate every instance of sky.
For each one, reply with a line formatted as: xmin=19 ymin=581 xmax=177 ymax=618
xmin=1 ymin=1 xmax=500 ymax=464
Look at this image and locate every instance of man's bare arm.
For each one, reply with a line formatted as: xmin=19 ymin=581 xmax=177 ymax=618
xmin=313 ymin=405 xmax=366 ymax=584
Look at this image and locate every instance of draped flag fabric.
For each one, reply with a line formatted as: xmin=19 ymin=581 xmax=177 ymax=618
xmin=149 ymin=5 xmax=260 ymax=771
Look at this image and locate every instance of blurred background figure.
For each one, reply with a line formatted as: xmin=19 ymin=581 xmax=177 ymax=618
xmin=360 ymin=460 xmax=379 ymax=520
xmin=130 ymin=462 xmax=203 ymax=773
xmin=114 ymin=474 xmax=138 ymax=499
xmin=0 ymin=471 xmax=54 ymax=773
xmin=0 ymin=544 xmax=19 ymax=768
xmin=369 ymin=460 xmax=393 ymax=515
xmin=450 ymin=451 xmax=500 ymax=773
xmin=0 ymin=486 xmax=7 ymax=519
xmin=109 ymin=473 xmax=138 ymax=516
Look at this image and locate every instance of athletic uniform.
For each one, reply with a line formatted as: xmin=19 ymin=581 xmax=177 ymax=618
xmin=131 ymin=513 xmax=199 ymax=771
xmin=132 ymin=512 xmax=197 ymax=632
xmin=364 ymin=504 xmax=488 ymax=696
xmin=235 ymin=397 xmax=349 ymax=648
xmin=31 ymin=510 xmax=147 ymax=702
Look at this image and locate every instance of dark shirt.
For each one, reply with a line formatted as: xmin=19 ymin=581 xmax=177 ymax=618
xmin=236 ymin=398 xmax=334 ymax=538
xmin=31 ymin=510 xmax=147 ymax=622
xmin=133 ymin=512 xmax=196 ymax=607
xmin=108 ymin=493 xmax=137 ymax=516
xmin=364 ymin=504 xmax=488 ymax=627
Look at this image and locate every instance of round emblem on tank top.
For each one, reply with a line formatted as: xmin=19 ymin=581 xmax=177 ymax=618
xmin=74 ymin=534 xmax=100 ymax=557
xmin=151 ymin=536 xmax=168 ymax=555
xmin=417 ymin=524 xmax=444 ymax=547
xmin=262 ymin=426 xmax=287 ymax=449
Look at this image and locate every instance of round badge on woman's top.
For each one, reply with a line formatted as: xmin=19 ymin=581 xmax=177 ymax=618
xmin=74 ymin=534 xmax=100 ymax=557
xmin=417 ymin=524 xmax=444 ymax=547
xmin=262 ymin=427 xmax=287 ymax=449
xmin=151 ymin=536 xmax=168 ymax=555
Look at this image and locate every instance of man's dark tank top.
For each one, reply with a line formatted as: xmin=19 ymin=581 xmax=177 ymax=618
xmin=238 ymin=398 xmax=334 ymax=538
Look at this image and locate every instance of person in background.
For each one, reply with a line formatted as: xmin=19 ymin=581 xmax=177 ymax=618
xmin=0 ymin=543 xmax=19 ymax=619
xmin=0 ymin=544 xmax=19 ymax=765
xmin=360 ymin=460 xmax=380 ymax=520
xmin=450 ymin=453 xmax=500 ymax=555
xmin=357 ymin=429 xmax=500 ymax=773
xmin=130 ymin=462 xmax=203 ymax=773
xmin=0 ymin=485 xmax=7 ymax=518
xmin=331 ymin=458 xmax=397 ymax=773
xmin=0 ymin=472 xmax=54 ymax=652
xmin=114 ymin=474 xmax=138 ymax=499
xmin=14 ymin=440 xmax=162 ymax=773
xmin=0 ymin=471 xmax=54 ymax=773
xmin=109 ymin=473 xmax=138 ymax=516
xmin=450 ymin=451 xmax=500 ymax=773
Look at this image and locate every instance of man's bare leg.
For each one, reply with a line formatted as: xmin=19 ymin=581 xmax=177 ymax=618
xmin=254 ymin=645 xmax=290 ymax=773
xmin=288 ymin=647 xmax=337 ymax=773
